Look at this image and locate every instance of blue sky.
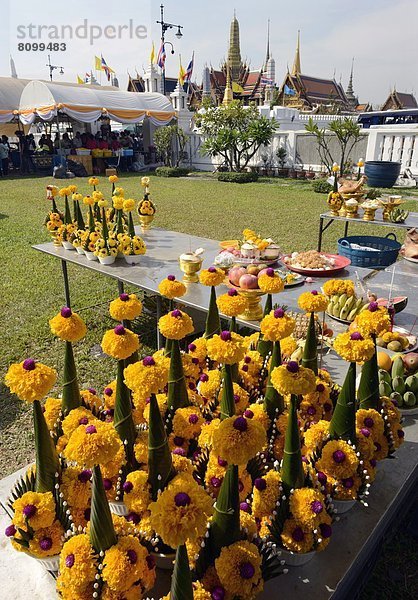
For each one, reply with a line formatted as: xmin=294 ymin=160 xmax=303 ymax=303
xmin=1 ymin=0 xmax=416 ymax=105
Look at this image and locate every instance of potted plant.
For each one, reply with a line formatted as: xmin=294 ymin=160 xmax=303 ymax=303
xmin=276 ymin=147 xmax=289 ymax=178
xmin=306 ymin=165 xmax=316 ymax=180
xmin=259 ymin=152 xmax=269 ymax=176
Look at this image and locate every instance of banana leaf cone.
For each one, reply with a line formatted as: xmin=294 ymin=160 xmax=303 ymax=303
xmin=301 ymin=312 xmax=318 ymax=375
xmin=64 ymin=196 xmax=72 ymax=225
xmin=264 ymin=293 xmax=273 ymax=317
xmin=170 ymin=544 xmax=194 ymax=600
xmin=257 ymin=333 xmax=273 ymax=360
xmin=357 ymin=349 xmax=379 ymax=410
xmin=89 ymin=464 xmax=118 ymax=553
xmin=94 ymin=202 xmax=102 ymax=223
xmin=333 ymin=173 xmax=338 ymax=193
xmin=281 ymin=395 xmax=304 ymax=495
xmin=76 ymin=201 xmax=85 ymax=231
xmin=263 ymin=341 xmax=285 ymax=419
xmin=148 ymin=393 xmax=175 ymax=500
xmin=33 ymin=399 xmax=60 ymax=493
xmin=220 ymin=364 xmax=235 ymax=420
xmin=128 ymin=212 xmax=136 ymax=238
xmin=116 ymin=209 xmax=124 ymax=236
xmin=204 ymin=287 xmax=221 ymax=339
xmin=114 ymin=360 xmax=136 ymax=468
xmin=61 ymin=341 xmax=81 ymax=414
xmin=88 ymin=205 xmax=95 ymax=232
xmin=229 ymin=316 xmax=236 ymax=333
xmin=101 ymin=206 xmax=109 ymax=241
xmin=329 ymin=362 xmax=356 ymax=441
xmin=167 ymin=340 xmax=190 ymax=411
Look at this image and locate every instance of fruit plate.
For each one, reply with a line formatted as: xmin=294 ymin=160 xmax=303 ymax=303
xmin=232 ymin=257 xmax=279 ymax=267
xmin=403 ymin=255 xmax=418 ymax=264
xmin=393 ymin=326 xmax=418 ymax=353
xmin=283 ymin=254 xmax=351 ymax=276
xmin=276 ymin=270 xmax=306 ymax=287
xmin=325 ymin=312 xmax=352 ymax=325
xmin=400 ymin=405 xmax=418 ymax=416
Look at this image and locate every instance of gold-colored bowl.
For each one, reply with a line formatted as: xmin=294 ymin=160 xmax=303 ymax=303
xmin=341 ymin=192 xmax=365 ymax=202
xmin=363 ymin=206 xmax=378 ymax=221
xmin=138 ymin=214 xmax=154 ymax=232
xmin=379 ymin=197 xmax=404 ymax=221
xmin=230 ymin=286 xmax=266 ymax=321
xmin=179 ymin=256 xmax=203 ymax=283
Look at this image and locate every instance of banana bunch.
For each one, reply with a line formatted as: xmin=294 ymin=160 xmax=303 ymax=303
xmin=389 ymin=208 xmax=409 ymax=223
xmin=326 ymin=293 xmax=365 ymax=322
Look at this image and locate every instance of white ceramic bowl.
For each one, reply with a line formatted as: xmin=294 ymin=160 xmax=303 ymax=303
xmin=108 ymin=500 xmax=128 ymax=516
xmin=35 ymin=554 xmax=60 ymax=572
xmin=124 ymin=255 xmax=142 ymax=265
xmin=151 ymin=551 xmax=176 ymax=570
xmin=332 ymin=499 xmax=356 ymax=514
xmin=98 ymin=255 xmax=116 ymax=265
xmin=75 ymin=246 xmax=85 ymax=255
xmin=62 ymin=241 xmax=74 ymax=250
xmin=278 ymin=548 xmax=316 ymax=566
xmin=84 ymin=251 xmax=98 ymax=261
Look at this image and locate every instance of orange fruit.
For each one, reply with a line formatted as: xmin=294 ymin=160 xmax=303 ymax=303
xmin=377 ymin=351 xmax=392 ymax=372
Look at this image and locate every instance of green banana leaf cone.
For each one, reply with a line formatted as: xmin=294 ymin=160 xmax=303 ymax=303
xmin=329 ymin=361 xmax=356 ymax=441
xmin=148 ymin=394 xmax=175 ymax=500
xmin=128 ymin=212 xmax=136 ymax=238
xmin=281 ymin=395 xmax=304 ymax=495
xmin=114 ymin=360 xmax=136 ymax=468
xmin=61 ymin=341 xmax=81 ymax=414
xmin=204 ymin=287 xmax=221 ymax=339
xmin=89 ymin=464 xmax=117 ymax=553
xmin=257 ymin=334 xmax=273 ymax=360
xmin=170 ymin=544 xmax=194 ymax=600
xmin=220 ymin=364 xmax=235 ymax=420
xmin=64 ymin=196 xmax=72 ymax=225
xmin=33 ymin=399 xmax=60 ymax=493
xmin=101 ymin=207 xmax=109 ymax=241
xmin=167 ymin=340 xmax=190 ymax=411
xmin=357 ymin=349 xmax=379 ymax=410
xmin=263 ymin=293 xmax=273 ymax=317
xmin=76 ymin=201 xmax=85 ymax=230
xmin=263 ymin=341 xmax=285 ymax=419
xmin=301 ymin=312 xmax=318 ymax=375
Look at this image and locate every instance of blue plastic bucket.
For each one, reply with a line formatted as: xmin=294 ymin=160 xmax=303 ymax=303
xmin=364 ymin=161 xmax=401 ymax=188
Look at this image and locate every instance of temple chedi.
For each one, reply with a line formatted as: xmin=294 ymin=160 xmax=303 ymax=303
xmin=227 ymin=12 xmax=242 ymax=83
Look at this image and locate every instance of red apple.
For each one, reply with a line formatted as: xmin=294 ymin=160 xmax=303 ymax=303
xmin=239 ymin=274 xmax=259 ymax=289
xmin=257 ymin=268 xmax=270 ymax=278
xmin=229 ymin=267 xmax=247 ymax=286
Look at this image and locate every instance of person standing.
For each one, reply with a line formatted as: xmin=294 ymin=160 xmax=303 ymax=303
xmin=0 ymin=136 xmax=9 ymax=175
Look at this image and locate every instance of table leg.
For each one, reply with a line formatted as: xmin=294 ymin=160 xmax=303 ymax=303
xmin=317 ymin=217 xmax=324 ymax=251
xmin=156 ymin=295 xmax=163 ymax=350
xmin=61 ymin=260 xmax=71 ymax=308
xmin=344 ymin=221 xmax=349 ymax=237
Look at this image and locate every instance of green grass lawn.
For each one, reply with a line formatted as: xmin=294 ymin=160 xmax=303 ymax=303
xmin=0 ymin=173 xmax=416 ymax=474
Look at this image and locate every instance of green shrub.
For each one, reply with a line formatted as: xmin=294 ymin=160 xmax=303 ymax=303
xmin=217 ymin=171 xmax=259 ymax=183
xmin=312 ymin=179 xmax=332 ymax=194
xmin=155 ymin=167 xmax=190 ymax=177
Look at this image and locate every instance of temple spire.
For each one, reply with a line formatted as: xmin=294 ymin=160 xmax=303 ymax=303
xmin=345 ymin=58 xmax=357 ymax=106
xmin=264 ymin=19 xmax=270 ymax=69
xmin=223 ymin=67 xmax=233 ymax=106
xmin=227 ymin=11 xmax=242 ymax=82
xmin=291 ymin=30 xmax=301 ymax=76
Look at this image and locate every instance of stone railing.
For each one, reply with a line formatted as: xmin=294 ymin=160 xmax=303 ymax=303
xmin=365 ymin=124 xmax=418 ymax=174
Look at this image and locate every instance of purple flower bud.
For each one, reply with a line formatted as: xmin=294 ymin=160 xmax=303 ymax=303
xmin=319 ymin=523 xmax=332 ymax=539
xmin=343 ymin=477 xmax=354 ymax=489
xmin=188 ymin=381 xmax=196 ymax=390
xmin=233 ymin=393 xmax=240 ymax=404
xmin=360 ymin=427 xmax=371 ymax=438
xmin=146 ymin=554 xmax=156 ymax=570
xmin=127 ymin=549 xmax=137 ymax=564
xmin=39 ymin=537 xmax=52 ymax=551
xmin=350 ymin=332 xmax=363 ymax=341
xmin=79 ymin=417 xmax=88 ymax=425
xmin=65 ymin=553 xmax=75 ymax=568
xmin=189 ymin=413 xmax=199 ymax=425
xmin=104 ymin=387 xmax=113 ymax=396
xmin=78 ymin=470 xmax=92 ymax=483
xmin=220 ymin=330 xmax=231 ymax=342
xmin=5 ymin=524 xmax=16 ymax=537
xmin=370 ymin=459 xmax=377 ymax=468
xmin=199 ymin=373 xmax=209 ymax=382
xmin=317 ymin=471 xmax=327 ymax=485
xmin=103 ymin=478 xmax=112 ymax=491
xmin=233 ymin=417 xmax=248 ymax=432
xmin=142 ymin=356 xmax=155 ymax=366
xmin=84 ymin=508 xmax=91 ymax=521
xmin=167 ymin=275 xmax=176 ymax=281
xmin=218 ymin=456 xmax=227 ymax=467
xmin=208 ymin=266 xmax=217 ymax=273
xmin=254 ymin=477 xmax=267 ymax=491
xmin=364 ymin=417 xmax=374 ymax=428
xmin=114 ymin=324 xmax=125 ymax=336
xmin=316 ymin=383 xmax=325 ymax=393
xmin=286 ymin=361 xmax=299 ymax=373
xmin=238 ymin=480 xmax=244 ymax=492
xmin=174 ymin=492 xmax=191 ymax=507
xmin=188 ymin=343 xmax=197 ymax=352
xmin=244 ymin=409 xmax=254 ymax=419
xmin=244 ymin=355 xmax=251 ymax=364
xmin=266 ymin=268 xmax=275 ymax=277
xmin=274 ymin=308 xmax=285 ymax=318
xmin=292 ymin=526 xmax=305 ymax=542
xmin=23 ymin=504 xmax=37 ymax=518
xmin=398 ymin=429 xmax=405 ymax=438
xmin=210 ymin=476 xmax=222 ymax=488
xmin=88 ymin=388 xmax=97 ymax=395
xmin=311 ymin=500 xmax=323 ymax=514
xmin=171 ymin=309 xmax=182 ymax=318
xmin=22 ymin=359 xmax=36 ymax=371
xmin=302 ymin=456 xmax=309 ymax=463
xmin=123 ymin=481 xmax=133 ymax=493
xmin=239 ymin=561 xmax=255 ymax=580
xmin=126 ymin=512 xmax=140 ymax=524
xmin=173 ymin=447 xmax=186 ymax=456
xmin=240 ymin=501 xmax=251 ymax=513
xmin=375 ymin=442 xmax=381 ymax=452
xmin=333 ymin=449 xmax=346 ymax=463
xmin=368 ymin=301 xmax=379 ymax=312
xmin=173 ymin=436 xmax=185 ymax=447
xmin=307 ymin=406 xmax=316 ymax=416
xmin=323 ymin=402 xmax=332 ymax=413
xmin=211 ymin=586 xmax=226 ymax=600
xmin=228 ymin=289 xmax=238 ymax=296
xmin=192 ymin=357 xmax=199 ymax=364
xmin=85 ymin=424 xmax=97 ymax=434
xmin=119 ymin=293 xmax=129 ymax=301
xmin=60 ymin=306 xmax=72 ymax=318
xmin=242 ymin=364 xmax=249 ymax=372
xmin=311 ymin=290 xmax=318 ymax=296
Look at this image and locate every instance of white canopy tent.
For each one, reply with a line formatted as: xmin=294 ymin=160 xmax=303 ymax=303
xmin=18 ymin=80 xmax=175 ymax=126
xmin=0 ymin=78 xmax=32 ymax=123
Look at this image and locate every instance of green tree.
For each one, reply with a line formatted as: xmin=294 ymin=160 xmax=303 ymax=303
xmin=196 ymin=100 xmax=277 ymax=172
xmin=154 ymin=124 xmax=189 ymax=167
xmin=305 ymin=117 xmax=362 ymax=175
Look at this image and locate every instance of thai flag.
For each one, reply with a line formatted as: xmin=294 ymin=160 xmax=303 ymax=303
xmin=183 ymin=56 xmax=194 ymax=82
xmin=157 ymin=43 xmax=166 ymax=69
xmin=101 ymin=55 xmax=111 ymax=81
xmin=85 ymin=72 xmax=90 ymax=83
xmin=261 ymin=76 xmax=274 ymax=85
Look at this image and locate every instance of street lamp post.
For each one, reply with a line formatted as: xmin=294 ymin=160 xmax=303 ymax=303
xmin=156 ymin=3 xmax=183 ymax=96
xmin=46 ymin=54 xmax=64 ymax=82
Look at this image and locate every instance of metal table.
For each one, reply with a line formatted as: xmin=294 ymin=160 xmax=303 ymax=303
xmin=317 ymin=210 xmax=418 ymax=251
